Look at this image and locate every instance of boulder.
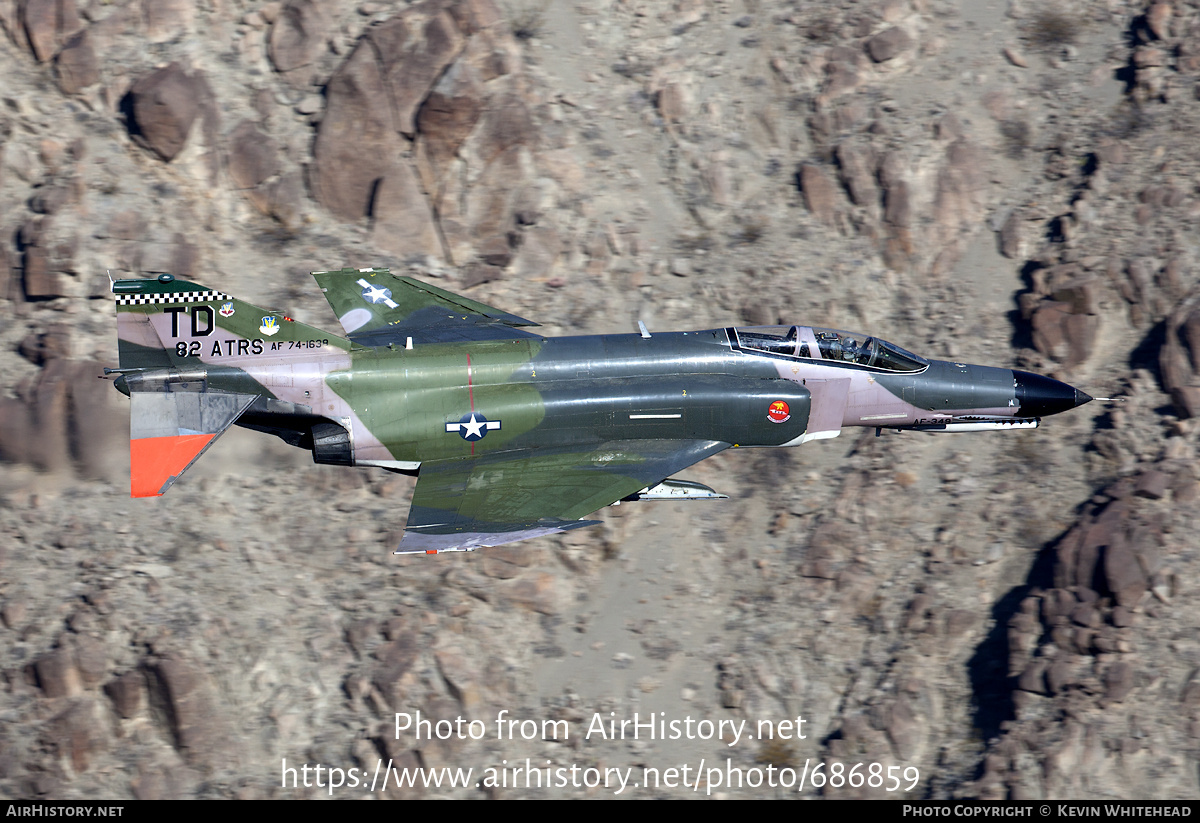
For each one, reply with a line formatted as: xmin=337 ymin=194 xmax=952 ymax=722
xmin=311 ymin=42 xmax=405 ymax=221
xmin=72 ymin=634 xmax=107 ymax=688
xmin=226 ymin=120 xmax=279 ymax=190
xmin=369 ymin=5 xmax=465 ymax=137
xmin=369 ymin=163 xmax=444 ymax=261
xmin=471 ymin=92 xmax=536 ymax=167
xmin=509 ymin=225 xmax=561 ymax=280
xmin=146 ymin=657 xmax=229 ymax=763
xmin=54 ymin=29 xmax=97 ymax=94
xmin=1161 ymin=292 xmax=1200 ymax=417
xmin=23 ymin=246 xmax=66 ymax=299
xmin=835 ymin=142 xmax=877 ymax=211
xmin=264 ymin=172 xmax=304 ymax=231
xmin=415 ymin=57 xmax=485 ymax=181
xmin=22 ymin=0 xmax=83 ymax=62
xmin=822 ymin=49 xmax=860 ymax=99
xmin=372 ymin=632 xmax=420 ymax=710
xmin=105 ymin=671 xmax=145 ymax=719
xmin=798 ymin=164 xmax=837 ymax=227
xmin=1103 ymin=662 xmax=1134 ymax=703
xmin=866 ymin=27 xmax=913 ymax=63
xmin=17 ymin=324 xmax=70 ymax=365
xmin=66 ymin=359 xmax=126 ymax=482
xmin=1104 ymin=542 xmax=1146 ymax=607
xmin=883 ymin=180 xmax=912 ymax=228
xmin=143 ymin=0 xmax=196 ymax=43
xmin=998 ymin=210 xmax=1025 ymax=259
xmin=1147 ymin=2 xmax=1172 ymax=40
xmin=1030 ymin=301 xmax=1097 ymax=367
xmin=35 ymin=647 xmax=82 ymax=698
xmin=268 ymin=0 xmax=331 ymax=74
xmin=125 ymin=63 xmax=202 ymax=162
xmin=934 ymin=139 xmax=985 ymax=241
xmin=46 ymin=698 xmax=108 ymax=772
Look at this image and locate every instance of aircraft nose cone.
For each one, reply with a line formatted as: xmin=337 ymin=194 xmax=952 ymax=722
xmin=1014 ymin=370 xmax=1092 ymax=417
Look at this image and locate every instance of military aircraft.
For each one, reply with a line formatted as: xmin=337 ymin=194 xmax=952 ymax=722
xmin=108 ymin=268 xmax=1092 ymax=554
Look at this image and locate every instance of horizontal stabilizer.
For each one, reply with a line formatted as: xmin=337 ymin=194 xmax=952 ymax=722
xmin=129 ymin=391 xmax=257 ymax=497
xmin=395 ymin=519 xmax=601 ymax=555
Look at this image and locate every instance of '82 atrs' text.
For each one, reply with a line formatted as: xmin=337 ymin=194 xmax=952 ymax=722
xmin=175 ymin=339 xmax=330 ymax=357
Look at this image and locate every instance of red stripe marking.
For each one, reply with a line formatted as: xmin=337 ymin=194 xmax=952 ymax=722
xmin=130 ymin=434 xmax=214 ymax=497
xmin=467 ymin=353 xmax=475 ymax=456
xmin=466 ymin=353 xmax=474 ymax=409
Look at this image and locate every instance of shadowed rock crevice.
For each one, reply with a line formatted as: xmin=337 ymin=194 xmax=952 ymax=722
xmin=966 ymin=536 xmax=1059 ymax=745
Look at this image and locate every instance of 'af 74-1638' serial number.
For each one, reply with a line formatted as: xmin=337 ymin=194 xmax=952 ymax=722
xmin=174 ymin=339 xmax=330 ymax=357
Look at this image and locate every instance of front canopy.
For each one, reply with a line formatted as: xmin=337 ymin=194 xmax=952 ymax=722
xmin=732 ymin=325 xmax=929 ymax=373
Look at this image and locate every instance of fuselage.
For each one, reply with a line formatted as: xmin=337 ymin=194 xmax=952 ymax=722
xmin=206 ymin=325 xmax=1087 ymax=470
xmin=112 ymin=271 xmax=1095 ymax=548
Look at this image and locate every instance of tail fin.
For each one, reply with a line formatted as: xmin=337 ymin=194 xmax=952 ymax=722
xmin=114 ymin=273 xmax=352 ymax=370
xmin=112 ymin=274 xmax=351 ymax=496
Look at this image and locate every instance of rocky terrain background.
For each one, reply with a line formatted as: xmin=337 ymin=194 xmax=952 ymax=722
xmin=0 ymin=0 xmax=1198 ymax=800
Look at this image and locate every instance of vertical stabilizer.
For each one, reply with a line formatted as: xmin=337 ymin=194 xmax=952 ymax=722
xmin=114 ymin=273 xmax=351 ymax=371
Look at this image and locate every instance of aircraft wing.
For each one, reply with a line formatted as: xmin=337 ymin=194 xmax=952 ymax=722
xmin=312 ymin=267 xmax=540 ymax=345
xmin=396 ymin=439 xmax=730 ymax=553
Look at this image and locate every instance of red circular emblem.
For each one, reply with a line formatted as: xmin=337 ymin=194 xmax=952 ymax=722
xmin=767 ymin=400 xmax=790 ymax=423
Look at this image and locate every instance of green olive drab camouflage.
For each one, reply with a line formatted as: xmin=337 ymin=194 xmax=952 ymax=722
xmin=110 ymin=269 xmax=1092 ymax=554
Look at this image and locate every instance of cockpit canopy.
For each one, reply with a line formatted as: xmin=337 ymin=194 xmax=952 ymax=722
xmin=733 ymin=325 xmax=929 ymax=373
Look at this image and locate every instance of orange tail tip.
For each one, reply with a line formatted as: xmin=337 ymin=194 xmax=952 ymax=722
xmin=130 ymin=434 xmax=215 ymax=497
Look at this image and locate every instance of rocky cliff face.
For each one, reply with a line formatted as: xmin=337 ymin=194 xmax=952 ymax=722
xmin=1 ymin=0 xmax=1198 ymax=799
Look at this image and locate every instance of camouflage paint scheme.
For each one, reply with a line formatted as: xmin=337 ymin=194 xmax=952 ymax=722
xmin=110 ymin=269 xmax=1091 ymax=554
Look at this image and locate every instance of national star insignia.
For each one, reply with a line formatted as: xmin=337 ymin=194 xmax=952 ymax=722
xmin=357 ymin=278 xmax=398 ymax=309
xmin=445 ymin=412 xmax=501 ymax=441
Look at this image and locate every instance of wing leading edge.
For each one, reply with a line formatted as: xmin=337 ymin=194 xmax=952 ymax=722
xmin=397 ymin=439 xmax=730 ymax=554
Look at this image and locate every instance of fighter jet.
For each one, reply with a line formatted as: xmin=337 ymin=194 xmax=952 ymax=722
xmin=108 ymin=268 xmax=1091 ymax=554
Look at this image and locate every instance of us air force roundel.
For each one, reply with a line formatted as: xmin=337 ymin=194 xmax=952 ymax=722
xmin=358 ymin=278 xmax=398 ymax=308
xmin=445 ymin=413 xmax=501 ymax=442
